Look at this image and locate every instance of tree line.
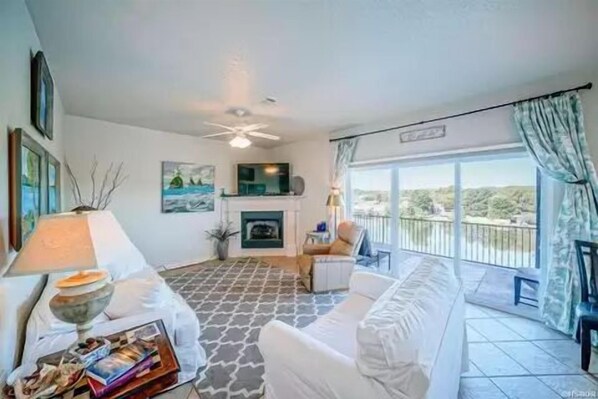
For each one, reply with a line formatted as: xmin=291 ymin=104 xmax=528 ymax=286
xmin=354 ymin=185 xmax=536 ymax=222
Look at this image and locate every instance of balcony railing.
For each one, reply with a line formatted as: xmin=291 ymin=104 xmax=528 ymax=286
xmin=352 ymin=213 xmax=537 ymax=269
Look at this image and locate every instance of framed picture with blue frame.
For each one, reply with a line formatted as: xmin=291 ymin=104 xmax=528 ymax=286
xmin=9 ymin=128 xmax=61 ymax=251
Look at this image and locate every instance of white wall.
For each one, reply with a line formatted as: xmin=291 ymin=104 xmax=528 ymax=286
xmin=63 ymin=116 xmax=268 ymax=268
xmin=271 ymin=137 xmax=330 ymax=245
xmin=0 ymin=0 xmax=66 ymax=378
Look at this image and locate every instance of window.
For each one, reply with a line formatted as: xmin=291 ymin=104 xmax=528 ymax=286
xmin=348 ymin=151 xmax=541 ymax=315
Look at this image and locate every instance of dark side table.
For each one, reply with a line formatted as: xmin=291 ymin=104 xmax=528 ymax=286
xmin=514 ymin=267 xmax=540 ymax=307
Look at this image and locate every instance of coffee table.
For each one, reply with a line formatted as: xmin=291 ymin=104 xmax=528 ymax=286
xmin=38 ymin=320 xmax=180 ymax=399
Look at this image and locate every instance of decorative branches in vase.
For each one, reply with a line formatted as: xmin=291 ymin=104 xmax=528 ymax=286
xmin=205 ymin=222 xmax=239 ymax=261
xmin=65 ymin=158 xmax=128 ymax=211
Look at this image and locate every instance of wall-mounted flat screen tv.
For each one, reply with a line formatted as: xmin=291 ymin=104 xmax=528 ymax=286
xmin=237 ymin=163 xmax=291 ymax=195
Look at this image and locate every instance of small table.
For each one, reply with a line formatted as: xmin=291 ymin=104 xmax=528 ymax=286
xmin=356 ymin=250 xmax=391 ymax=271
xmin=304 ymin=231 xmax=331 ymax=245
xmin=514 ymin=267 xmax=540 ymax=307
xmin=38 ymin=320 xmax=180 ymax=399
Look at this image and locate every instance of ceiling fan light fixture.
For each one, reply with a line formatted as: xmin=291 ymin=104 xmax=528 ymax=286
xmin=229 ymin=136 xmax=252 ymax=148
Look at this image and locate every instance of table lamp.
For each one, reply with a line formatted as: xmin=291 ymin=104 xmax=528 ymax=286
xmin=326 ymin=190 xmax=344 ymax=238
xmin=5 ymin=212 xmax=114 ymax=343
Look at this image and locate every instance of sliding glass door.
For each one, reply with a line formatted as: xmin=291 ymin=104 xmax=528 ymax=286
xmin=459 ymin=156 xmax=538 ymax=314
xmin=348 ymin=151 xmax=541 ymax=316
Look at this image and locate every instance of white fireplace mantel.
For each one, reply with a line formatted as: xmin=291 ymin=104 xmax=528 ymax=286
xmin=222 ymin=196 xmax=303 ymax=257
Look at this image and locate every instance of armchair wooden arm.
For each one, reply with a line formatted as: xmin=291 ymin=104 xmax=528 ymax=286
xmin=303 ymin=244 xmax=331 ymax=255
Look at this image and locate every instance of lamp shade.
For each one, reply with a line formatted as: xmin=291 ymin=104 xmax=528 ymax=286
xmin=6 ymin=212 xmax=99 ymax=276
xmin=326 ymin=192 xmax=344 ymax=207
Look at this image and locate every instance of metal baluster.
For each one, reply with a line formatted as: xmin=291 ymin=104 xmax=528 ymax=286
xmin=518 ymin=228 xmax=521 ymax=267
xmin=478 ymin=224 xmax=481 ymax=263
xmin=502 ymin=226 xmax=506 ymax=267
xmin=420 ymin=219 xmax=423 ymax=254
xmin=495 ymin=227 xmax=499 ymax=266
xmin=464 ymin=224 xmax=467 ymax=261
xmin=414 ymin=220 xmax=421 ymax=252
xmin=471 ymin=224 xmax=474 ymax=262
xmin=444 ymin=222 xmax=447 ymax=257
xmin=431 ymin=220 xmax=440 ymax=255
xmin=473 ymin=224 xmax=479 ymax=262
xmin=450 ymin=221 xmax=453 ymax=258
xmin=529 ymin=228 xmax=532 ymax=268
xmin=508 ymin=226 xmax=511 ymax=267
xmin=467 ymin=225 xmax=471 ymax=260
xmin=443 ymin=222 xmax=446 ymax=256
xmin=486 ymin=225 xmax=489 ymax=265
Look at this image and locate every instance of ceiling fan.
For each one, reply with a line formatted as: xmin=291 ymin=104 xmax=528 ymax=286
xmin=201 ymin=108 xmax=280 ymax=148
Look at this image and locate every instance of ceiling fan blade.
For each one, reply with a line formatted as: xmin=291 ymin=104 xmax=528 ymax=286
xmin=204 ymin=122 xmax=235 ymax=130
xmin=201 ymin=131 xmax=235 ymax=138
xmin=248 ymin=131 xmax=280 ymax=140
xmin=240 ymin=123 xmax=269 ymax=132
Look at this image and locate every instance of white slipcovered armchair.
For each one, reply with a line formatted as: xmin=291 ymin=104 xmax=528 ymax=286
xmin=259 ymin=257 xmax=467 ymax=399
xmin=298 ymin=221 xmax=365 ymax=292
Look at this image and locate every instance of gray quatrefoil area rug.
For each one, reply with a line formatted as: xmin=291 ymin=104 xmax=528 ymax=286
xmin=162 ymin=257 xmax=347 ymax=399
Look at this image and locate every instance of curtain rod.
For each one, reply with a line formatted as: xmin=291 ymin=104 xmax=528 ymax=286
xmin=329 ymin=82 xmax=593 ymax=143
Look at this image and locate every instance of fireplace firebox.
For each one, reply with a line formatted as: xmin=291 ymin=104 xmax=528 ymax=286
xmin=241 ymin=211 xmax=284 ymax=249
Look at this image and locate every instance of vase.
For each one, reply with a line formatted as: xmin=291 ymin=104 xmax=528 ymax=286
xmin=216 ymin=240 xmax=229 ymax=261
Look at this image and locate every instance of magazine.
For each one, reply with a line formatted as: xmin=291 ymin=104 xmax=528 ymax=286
xmin=86 ymin=340 xmax=156 ymax=386
xmin=87 ymin=356 xmax=153 ymax=397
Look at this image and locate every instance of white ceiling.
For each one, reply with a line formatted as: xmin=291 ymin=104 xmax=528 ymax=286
xmin=26 ymin=0 xmax=598 ymax=148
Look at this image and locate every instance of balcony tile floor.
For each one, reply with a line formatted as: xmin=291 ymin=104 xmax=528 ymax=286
xmin=462 ymin=262 xmax=540 ymax=320
xmin=460 ymin=303 xmax=598 ymax=399
xmin=396 ymin=252 xmax=540 ymax=319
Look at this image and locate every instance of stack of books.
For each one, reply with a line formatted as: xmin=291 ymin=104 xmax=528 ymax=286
xmin=86 ymin=340 xmax=157 ymax=397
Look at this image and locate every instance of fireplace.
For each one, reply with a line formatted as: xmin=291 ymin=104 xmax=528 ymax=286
xmin=241 ymin=211 xmax=284 ymax=249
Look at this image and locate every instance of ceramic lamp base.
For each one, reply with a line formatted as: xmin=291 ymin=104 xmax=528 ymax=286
xmin=49 ymin=271 xmax=114 ymax=343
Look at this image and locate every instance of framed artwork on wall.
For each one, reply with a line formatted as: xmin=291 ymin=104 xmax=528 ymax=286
xmin=9 ymin=129 xmax=48 ymax=251
xmin=31 ymin=51 xmax=54 ymax=140
xmin=161 ymin=161 xmax=215 ymax=213
xmin=47 ymin=152 xmax=61 ymax=214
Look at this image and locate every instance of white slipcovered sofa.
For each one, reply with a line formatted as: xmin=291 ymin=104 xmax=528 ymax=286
xmin=17 ymin=211 xmax=206 ymax=384
xmin=259 ymin=257 xmax=467 ymax=399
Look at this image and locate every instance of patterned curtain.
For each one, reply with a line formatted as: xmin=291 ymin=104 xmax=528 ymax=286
xmin=331 ymin=138 xmax=359 ymax=189
xmin=330 ymin=138 xmax=358 ymax=225
xmin=514 ymin=92 xmax=598 ymax=335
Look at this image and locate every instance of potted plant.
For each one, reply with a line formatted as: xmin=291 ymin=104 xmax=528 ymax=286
xmin=206 ymin=222 xmax=239 ymax=261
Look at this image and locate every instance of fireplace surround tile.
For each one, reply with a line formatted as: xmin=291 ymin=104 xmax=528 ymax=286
xmin=222 ymin=195 xmax=302 ymax=257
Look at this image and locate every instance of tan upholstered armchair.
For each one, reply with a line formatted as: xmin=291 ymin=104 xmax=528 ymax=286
xmin=298 ymin=221 xmax=365 ymax=292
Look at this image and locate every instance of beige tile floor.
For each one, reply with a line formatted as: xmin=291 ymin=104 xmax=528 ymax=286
xmin=460 ymin=303 xmax=598 ymax=398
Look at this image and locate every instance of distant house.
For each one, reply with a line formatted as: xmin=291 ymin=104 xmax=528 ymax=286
xmin=512 ymin=213 xmax=537 ymax=226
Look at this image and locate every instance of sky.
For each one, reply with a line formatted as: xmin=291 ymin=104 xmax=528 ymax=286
xmin=351 ymin=157 xmax=537 ymax=191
